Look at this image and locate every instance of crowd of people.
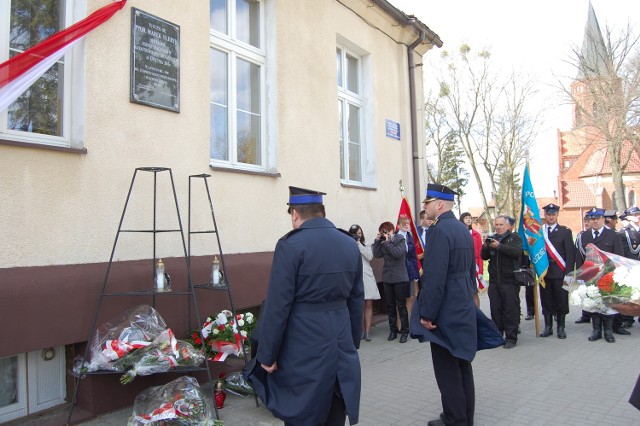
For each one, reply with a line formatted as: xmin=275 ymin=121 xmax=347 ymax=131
xmin=246 ymin=183 xmax=640 ymax=426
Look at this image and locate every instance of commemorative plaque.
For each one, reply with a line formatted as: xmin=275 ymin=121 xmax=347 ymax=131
xmin=130 ymin=8 xmax=180 ymax=112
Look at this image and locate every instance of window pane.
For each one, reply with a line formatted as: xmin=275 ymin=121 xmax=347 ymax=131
xmin=0 ymin=356 xmax=18 ymax=408
xmin=338 ymin=100 xmax=344 ymax=179
xmin=211 ymin=105 xmax=228 ymax=160
xmin=236 ymin=58 xmax=260 ymax=114
xmin=236 ymin=0 xmax=260 ymax=48
xmin=236 ymin=58 xmax=261 ymax=165
xmin=347 ymin=53 xmax=359 ymax=94
xmin=9 ymin=0 xmax=64 ymax=137
xmin=336 ymin=48 xmax=342 ymax=88
xmin=347 ymin=103 xmax=361 ymax=181
xmin=210 ymin=0 xmax=227 ymax=33
xmin=237 ymin=111 xmax=260 ymax=165
xmin=211 ymin=49 xmax=228 ymax=160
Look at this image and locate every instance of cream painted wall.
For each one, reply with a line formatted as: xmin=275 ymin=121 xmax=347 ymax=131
xmin=0 ymin=0 xmax=431 ymax=267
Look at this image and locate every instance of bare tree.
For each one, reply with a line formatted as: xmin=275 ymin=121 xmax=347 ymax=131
xmin=425 ymin=45 xmax=541 ymax=224
xmin=560 ymin=17 xmax=640 ymax=211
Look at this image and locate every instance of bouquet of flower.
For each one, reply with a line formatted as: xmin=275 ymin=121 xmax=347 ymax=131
xmin=127 ymin=376 xmax=216 ymax=425
xmin=569 ymin=244 xmax=640 ymax=315
xmin=119 ymin=330 xmax=205 ymax=384
xmin=73 ymin=305 xmax=205 ymax=381
xmin=189 ymin=310 xmax=256 ymax=362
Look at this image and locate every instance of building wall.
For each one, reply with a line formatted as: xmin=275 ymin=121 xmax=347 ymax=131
xmin=0 ymin=0 xmax=434 ymax=419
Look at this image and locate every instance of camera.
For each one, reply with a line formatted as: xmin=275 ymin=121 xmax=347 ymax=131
xmin=485 ymin=238 xmax=493 ymax=244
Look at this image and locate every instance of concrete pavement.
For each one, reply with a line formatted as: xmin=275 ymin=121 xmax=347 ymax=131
xmin=77 ymin=291 xmax=640 ymax=425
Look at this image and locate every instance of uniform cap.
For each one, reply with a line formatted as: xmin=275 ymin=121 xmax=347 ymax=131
xmin=625 ymin=206 xmax=640 ymax=215
xmin=287 ymin=186 xmax=326 ymax=206
xmin=586 ymin=207 xmax=605 ymax=218
xmin=604 ymin=210 xmax=619 ymax=219
xmin=422 ymin=183 xmax=458 ymax=203
xmin=542 ymin=203 xmax=560 ymax=213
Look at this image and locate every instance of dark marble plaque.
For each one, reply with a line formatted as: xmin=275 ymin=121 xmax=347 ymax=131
xmin=130 ymin=8 xmax=180 ymax=112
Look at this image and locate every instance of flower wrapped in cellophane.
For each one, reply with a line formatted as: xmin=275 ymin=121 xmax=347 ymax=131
xmin=72 ymin=305 xmax=204 ymax=381
xmin=188 ymin=310 xmax=256 ymax=362
xmin=127 ymin=376 xmax=216 ymax=426
xmin=568 ymin=243 xmax=640 ymax=316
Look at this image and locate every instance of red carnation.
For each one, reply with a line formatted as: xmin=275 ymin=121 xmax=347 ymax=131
xmin=597 ymin=272 xmax=615 ymax=294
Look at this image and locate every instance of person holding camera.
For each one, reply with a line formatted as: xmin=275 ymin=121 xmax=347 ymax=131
xmin=349 ymin=224 xmax=381 ymax=341
xmin=481 ymin=214 xmax=523 ymax=349
xmin=373 ymin=221 xmax=410 ymax=343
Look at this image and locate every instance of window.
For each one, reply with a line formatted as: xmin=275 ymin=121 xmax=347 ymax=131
xmin=337 ymin=46 xmax=363 ymax=182
xmin=337 ymin=40 xmax=374 ymax=186
xmin=210 ymin=0 xmax=269 ymax=171
xmin=0 ymin=0 xmax=84 ymax=149
xmin=629 ymin=190 xmax=636 ymax=207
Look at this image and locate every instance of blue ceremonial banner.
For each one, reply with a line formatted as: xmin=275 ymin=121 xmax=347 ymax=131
xmin=517 ymin=165 xmax=548 ymax=286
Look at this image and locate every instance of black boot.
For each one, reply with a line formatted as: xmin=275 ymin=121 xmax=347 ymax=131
xmin=540 ymin=314 xmax=553 ymax=337
xmin=588 ymin=316 xmax=602 ymax=341
xmin=575 ymin=310 xmax=591 ymax=324
xmin=603 ymin=317 xmax=615 ymax=343
xmin=557 ymin=314 xmax=567 ymax=339
xmin=387 ymin=330 xmax=397 ymax=341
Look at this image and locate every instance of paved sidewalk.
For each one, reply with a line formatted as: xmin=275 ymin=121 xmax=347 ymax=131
xmin=80 ymin=292 xmax=640 ymax=425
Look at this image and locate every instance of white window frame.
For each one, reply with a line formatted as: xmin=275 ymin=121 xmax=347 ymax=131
xmin=0 ymin=0 xmax=85 ymax=150
xmin=210 ymin=0 xmax=273 ymax=173
xmin=337 ymin=37 xmax=374 ymax=187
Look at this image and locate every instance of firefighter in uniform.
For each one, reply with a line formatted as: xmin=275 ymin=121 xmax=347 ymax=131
xmin=576 ymin=208 xmax=625 ymax=342
xmin=574 ymin=211 xmax=592 ymax=324
xmin=540 ymin=204 xmax=575 ymax=339
xmin=618 ymin=206 xmax=640 ymax=328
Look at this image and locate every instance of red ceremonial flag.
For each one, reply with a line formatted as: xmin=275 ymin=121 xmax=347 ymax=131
xmin=0 ymin=0 xmax=127 ymax=110
xmin=397 ymin=197 xmax=424 ymax=275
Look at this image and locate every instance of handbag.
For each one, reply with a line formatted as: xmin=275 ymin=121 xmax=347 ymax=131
xmin=513 ymin=267 xmax=535 ymax=286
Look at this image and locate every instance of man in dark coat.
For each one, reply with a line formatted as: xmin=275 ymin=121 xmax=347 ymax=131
xmin=574 ymin=211 xmax=593 ymax=324
xmin=410 ymin=183 xmax=477 ymax=426
xmin=481 ymin=214 xmax=523 ymax=349
xmin=251 ymin=186 xmax=364 ymax=425
xmin=576 ymin=208 xmax=625 ymax=342
xmin=540 ymin=203 xmax=575 ymax=339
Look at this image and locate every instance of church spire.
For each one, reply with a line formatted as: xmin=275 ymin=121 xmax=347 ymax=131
xmin=577 ymin=1 xmax=610 ymax=79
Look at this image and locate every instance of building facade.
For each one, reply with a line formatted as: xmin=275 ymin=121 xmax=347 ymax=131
xmin=0 ymin=0 xmax=441 ymax=422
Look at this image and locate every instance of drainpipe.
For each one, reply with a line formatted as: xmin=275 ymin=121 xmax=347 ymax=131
xmin=408 ymin=32 xmax=425 ymax=216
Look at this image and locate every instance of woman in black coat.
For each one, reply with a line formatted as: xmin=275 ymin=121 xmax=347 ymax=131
xmin=373 ymin=221 xmax=410 ymax=343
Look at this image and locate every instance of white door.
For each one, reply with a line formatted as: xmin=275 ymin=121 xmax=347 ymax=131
xmin=0 ymin=346 xmax=66 ymax=423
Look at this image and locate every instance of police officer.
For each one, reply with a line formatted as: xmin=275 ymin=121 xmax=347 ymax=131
xmin=576 ymin=208 xmax=625 ymax=342
xmin=618 ymin=206 xmax=640 ymax=328
xmin=540 ymin=204 xmax=575 ymax=339
xmin=250 ymin=186 xmax=364 ymax=425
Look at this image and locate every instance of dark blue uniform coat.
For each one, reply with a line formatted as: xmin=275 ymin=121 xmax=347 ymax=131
xmin=410 ymin=211 xmax=478 ymax=362
xmin=254 ymin=217 xmax=364 ymax=425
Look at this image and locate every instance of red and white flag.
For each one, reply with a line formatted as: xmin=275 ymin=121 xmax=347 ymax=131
xmin=397 ymin=197 xmax=424 ymax=276
xmin=0 ymin=0 xmax=127 ymax=111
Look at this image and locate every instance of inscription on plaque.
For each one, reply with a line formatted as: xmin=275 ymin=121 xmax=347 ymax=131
xmin=130 ymin=8 xmax=180 ymax=112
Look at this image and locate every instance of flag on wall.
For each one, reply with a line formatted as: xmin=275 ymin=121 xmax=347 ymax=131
xmin=0 ymin=0 xmax=127 ymax=111
xmin=517 ymin=165 xmax=549 ymax=287
xmin=397 ymin=197 xmax=423 ymax=275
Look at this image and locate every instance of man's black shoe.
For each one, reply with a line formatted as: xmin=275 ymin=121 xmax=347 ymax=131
xmin=399 ymin=334 xmax=408 ymax=343
xmin=427 ymin=418 xmax=445 ymax=426
xmin=387 ymin=330 xmax=397 ymax=341
xmin=504 ymin=341 xmax=516 ymax=349
xmin=575 ymin=317 xmax=590 ymax=324
xmin=613 ymin=327 xmax=631 ymax=335
xmin=524 ymin=314 xmax=534 ymax=320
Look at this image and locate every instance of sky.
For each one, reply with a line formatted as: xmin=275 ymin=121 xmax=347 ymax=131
xmin=390 ymin=0 xmax=640 ymax=210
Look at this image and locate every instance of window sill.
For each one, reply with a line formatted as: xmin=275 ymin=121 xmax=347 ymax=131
xmin=341 ymin=182 xmax=376 ymax=191
xmin=209 ymin=165 xmax=281 ymax=178
xmin=0 ymin=138 xmax=87 ymax=154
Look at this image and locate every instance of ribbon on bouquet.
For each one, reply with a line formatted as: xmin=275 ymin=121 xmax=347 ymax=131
xmin=102 ymin=339 xmax=152 ymax=360
xmin=209 ymin=333 xmax=244 ymax=362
